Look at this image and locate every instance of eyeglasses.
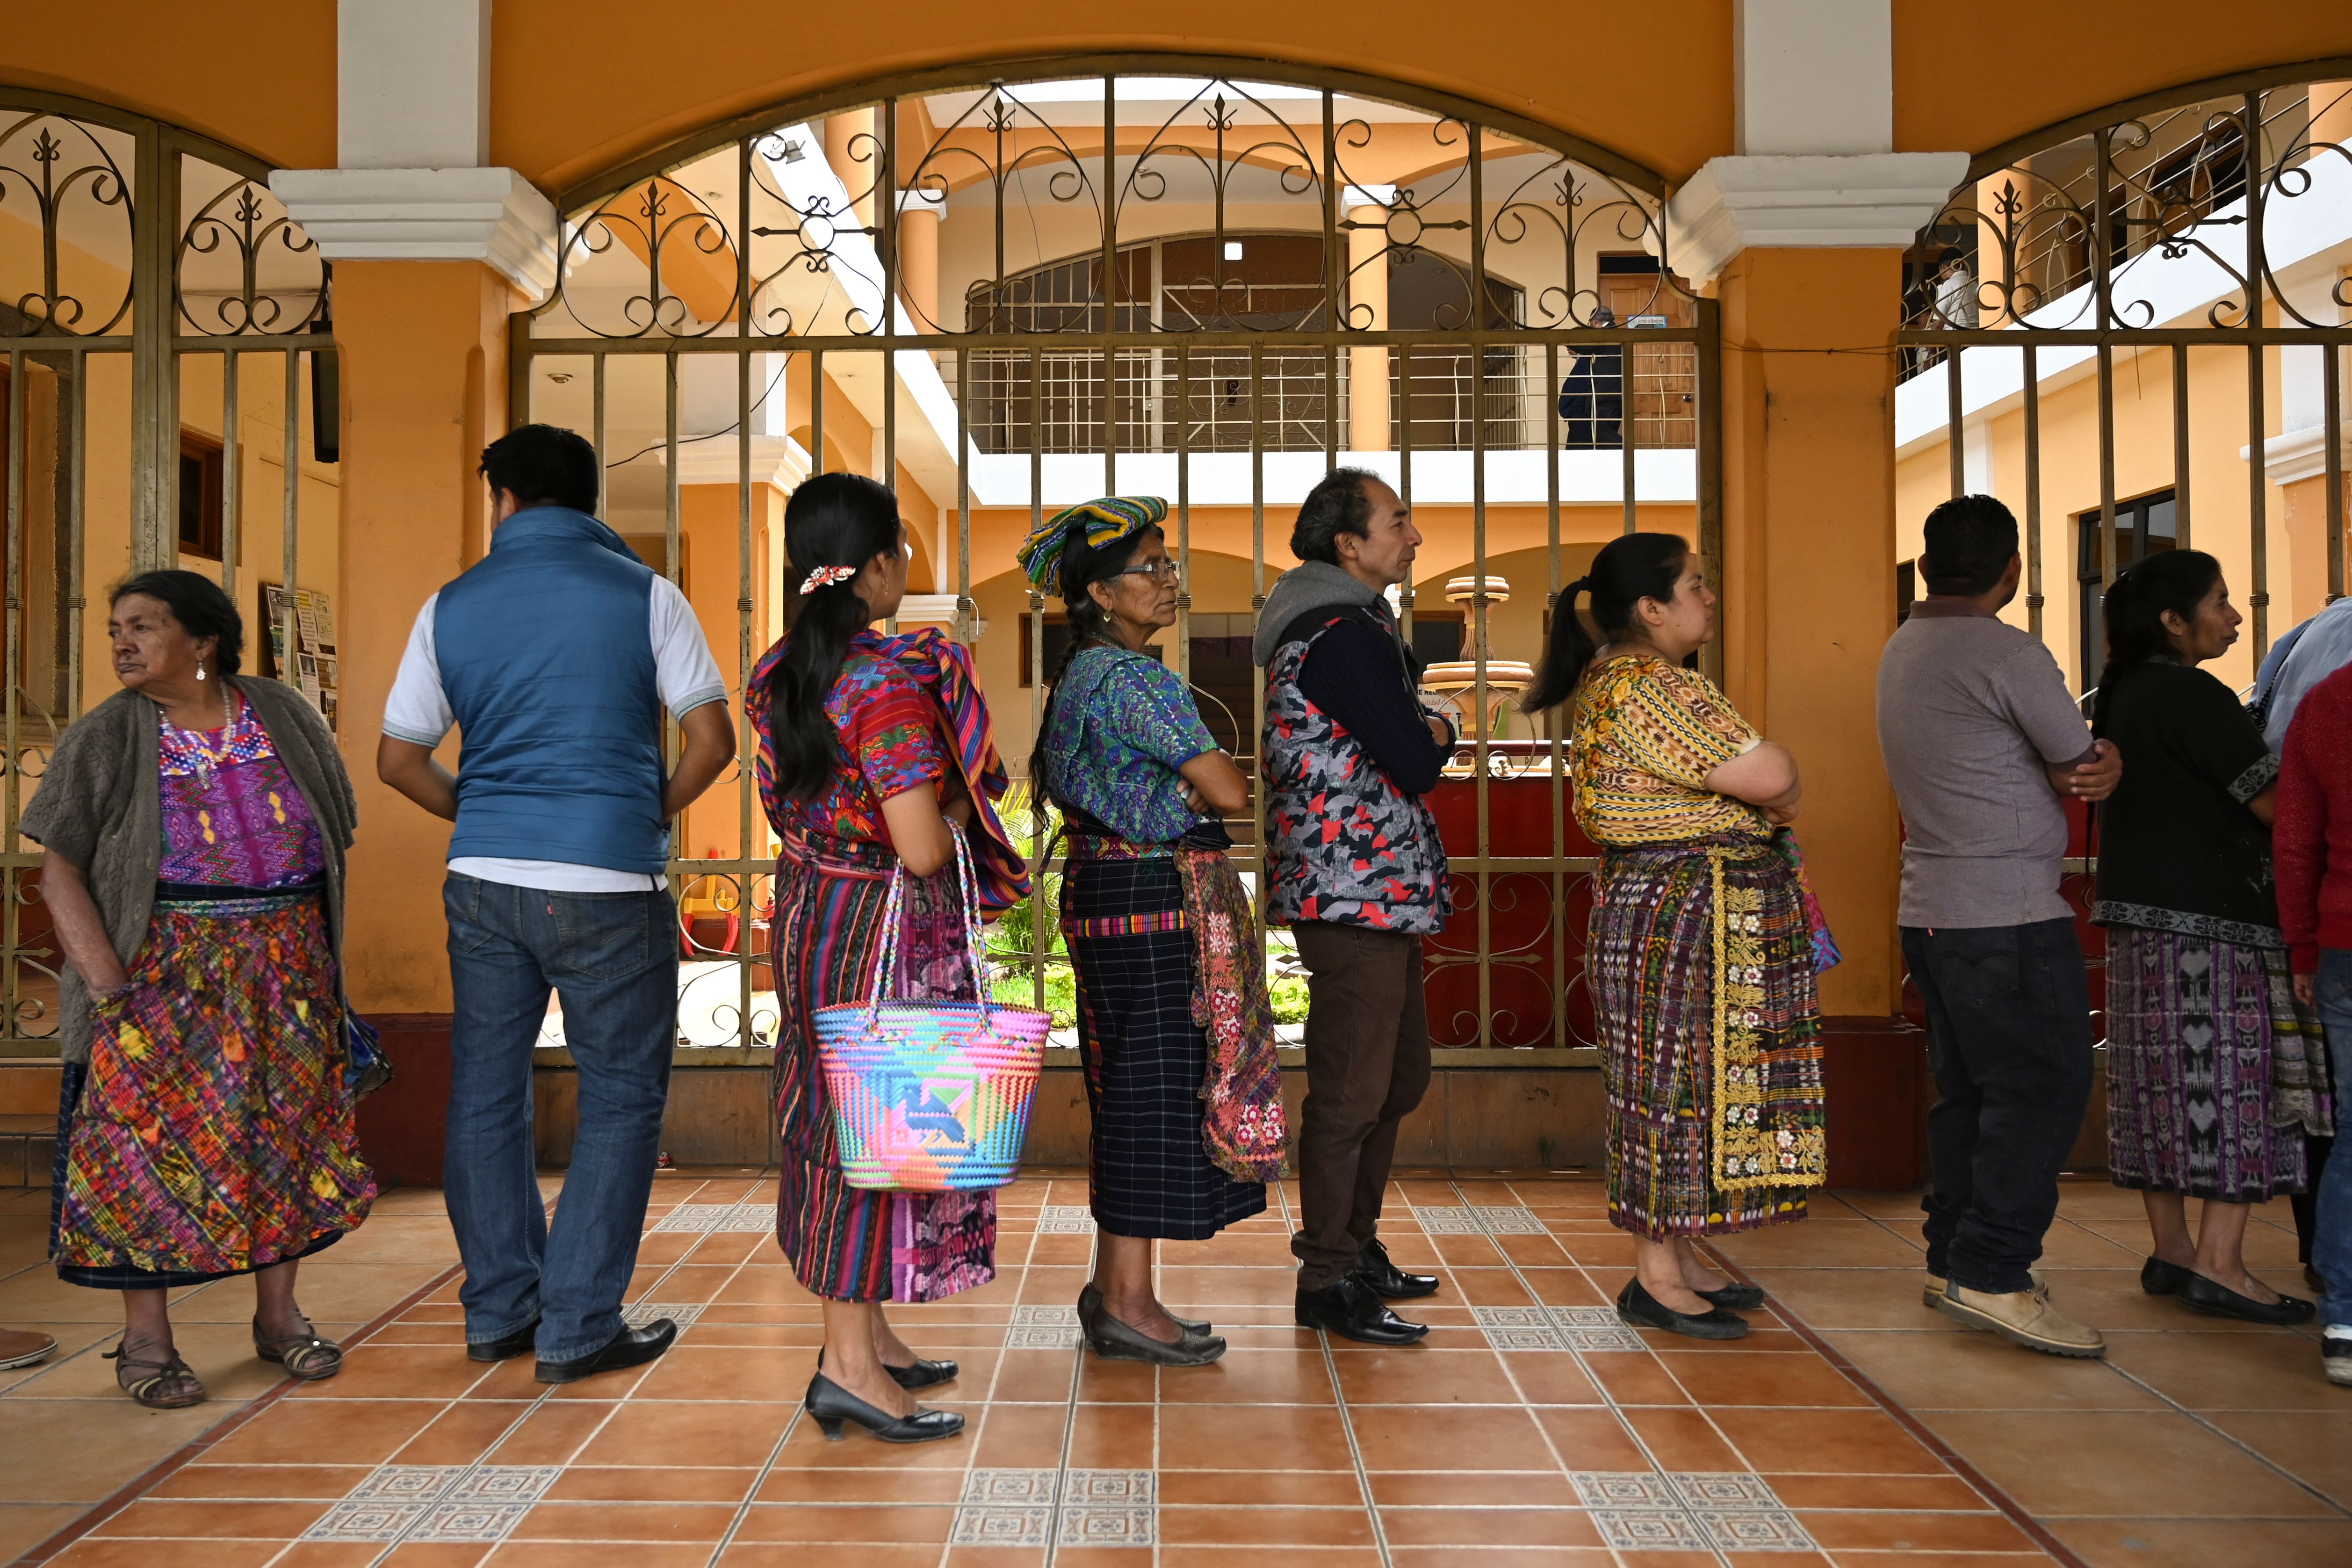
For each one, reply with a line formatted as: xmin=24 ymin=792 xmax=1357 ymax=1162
xmin=1110 ymin=559 xmax=1182 ymax=583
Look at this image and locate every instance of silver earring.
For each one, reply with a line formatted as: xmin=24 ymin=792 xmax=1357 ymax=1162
xmin=195 ymin=661 xmax=206 ymax=683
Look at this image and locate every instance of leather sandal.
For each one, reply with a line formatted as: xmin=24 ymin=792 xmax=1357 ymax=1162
xmin=105 ymin=1342 xmax=206 ymax=1408
xmin=253 ymin=1316 xmax=344 ymax=1380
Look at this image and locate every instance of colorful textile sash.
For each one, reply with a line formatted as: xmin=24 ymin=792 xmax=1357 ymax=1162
xmin=1769 ymin=829 xmax=1842 ymax=972
xmin=1066 ymin=828 xmax=1289 ymax=1183
xmin=870 ymin=627 xmax=1030 ymax=912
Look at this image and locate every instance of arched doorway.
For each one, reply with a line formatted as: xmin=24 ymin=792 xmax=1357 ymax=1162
xmin=514 ymin=58 xmax=1722 ymax=1053
xmin=0 ymin=90 xmax=339 ymax=1062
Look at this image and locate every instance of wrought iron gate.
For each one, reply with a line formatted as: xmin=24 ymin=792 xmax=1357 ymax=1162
xmin=0 ymin=90 xmax=335 ymax=1058
xmin=513 ymin=58 xmax=1723 ymax=1058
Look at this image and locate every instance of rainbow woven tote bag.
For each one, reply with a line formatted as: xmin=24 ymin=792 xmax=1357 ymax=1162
xmin=812 ymin=824 xmax=1052 ymax=1192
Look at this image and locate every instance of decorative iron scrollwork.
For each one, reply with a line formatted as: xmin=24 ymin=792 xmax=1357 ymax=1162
xmin=0 ymin=112 xmax=133 ymax=336
xmin=1907 ymin=83 xmax=2352 ymax=351
xmin=175 ymin=170 xmax=326 ymax=336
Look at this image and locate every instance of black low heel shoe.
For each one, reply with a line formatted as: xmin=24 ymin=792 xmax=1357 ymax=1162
xmin=803 ymin=1373 xmax=965 ymax=1444
xmin=1616 ymin=1279 xmax=1750 ymax=1341
xmin=1081 ymin=1282 xmax=1209 ymax=1336
xmin=818 ymin=1346 xmax=959 ymax=1392
xmin=2176 ymin=1272 xmax=2316 ymax=1326
xmin=2140 ymin=1257 xmax=2191 ymax=1296
xmin=1694 ymin=1281 xmax=1766 ymax=1311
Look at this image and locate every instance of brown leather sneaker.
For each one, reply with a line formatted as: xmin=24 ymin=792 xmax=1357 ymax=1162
xmin=1934 ymin=1282 xmax=2105 ymax=1357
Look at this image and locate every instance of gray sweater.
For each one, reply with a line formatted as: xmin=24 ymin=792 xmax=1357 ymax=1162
xmin=19 ymin=677 xmax=358 ymax=1065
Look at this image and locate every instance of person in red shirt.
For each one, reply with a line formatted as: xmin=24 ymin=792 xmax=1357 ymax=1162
xmin=2271 ymin=663 xmax=2352 ymax=1385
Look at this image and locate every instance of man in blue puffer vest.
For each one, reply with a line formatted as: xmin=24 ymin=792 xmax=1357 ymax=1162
xmin=378 ymin=424 xmax=733 ymax=1385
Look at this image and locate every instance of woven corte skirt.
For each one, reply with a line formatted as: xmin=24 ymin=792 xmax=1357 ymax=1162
xmin=51 ymin=892 xmax=375 ymax=1288
xmin=1587 ymin=838 xmax=1825 ymax=1239
xmin=2104 ymin=926 xmax=2312 ymax=1202
xmin=1066 ymin=856 xmax=1267 ymax=1240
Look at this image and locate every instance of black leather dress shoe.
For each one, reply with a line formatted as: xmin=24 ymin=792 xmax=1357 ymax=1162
xmin=467 ymin=1318 xmax=540 ymax=1363
xmin=2140 ymin=1257 xmax=2191 ymax=1296
xmin=804 ymin=1372 xmax=964 ymax=1444
xmin=1352 ymin=1237 xmax=1441 ymax=1300
xmin=2176 ymin=1272 xmax=2316 ymax=1325
xmin=1297 ymin=1276 xmax=1429 ymax=1345
xmin=1694 ymin=1280 xmax=1766 ymax=1311
xmin=1615 ymin=1278 xmax=1749 ymax=1341
xmin=818 ymin=1346 xmax=959 ymax=1391
xmin=535 ymin=1319 xmax=678 ymax=1384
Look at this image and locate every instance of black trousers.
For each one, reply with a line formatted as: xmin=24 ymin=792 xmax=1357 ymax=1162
xmin=1902 ymin=918 xmax=2096 ymax=1295
xmin=1291 ymin=923 xmax=1432 ymax=1289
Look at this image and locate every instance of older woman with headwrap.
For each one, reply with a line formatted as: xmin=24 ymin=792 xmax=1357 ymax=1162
xmin=1022 ymin=498 xmax=1286 ymax=1367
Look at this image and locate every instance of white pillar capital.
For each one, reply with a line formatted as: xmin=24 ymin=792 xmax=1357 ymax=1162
xmin=1665 ymin=153 xmax=1971 ymax=288
xmin=269 ymin=167 xmax=561 ymax=304
xmin=1343 ymin=183 xmax=1397 ymax=212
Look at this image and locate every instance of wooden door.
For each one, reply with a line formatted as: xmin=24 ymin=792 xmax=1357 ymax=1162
xmin=1599 ymin=269 xmax=1696 ymax=449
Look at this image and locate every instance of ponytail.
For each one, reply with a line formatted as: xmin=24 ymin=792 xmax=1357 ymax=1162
xmin=765 ymin=472 xmax=902 ymax=800
xmin=1027 ymin=523 xmax=1161 ymax=805
xmin=1522 ymin=531 xmax=1690 ymax=712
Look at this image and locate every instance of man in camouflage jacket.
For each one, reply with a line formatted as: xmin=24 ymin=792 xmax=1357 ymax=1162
xmin=1256 ymin=467 xmax=1455 ymax=1346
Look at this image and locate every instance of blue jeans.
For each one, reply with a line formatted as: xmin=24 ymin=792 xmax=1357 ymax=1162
xmin=442 ymin=874 xmax=678 ymax=1362
xmin=2309 ymin=949 xmax=2352 ymax=1327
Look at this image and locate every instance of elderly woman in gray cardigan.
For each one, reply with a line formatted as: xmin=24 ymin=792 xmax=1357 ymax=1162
xmin=23 ymin=571 xmax=371 ymax=1408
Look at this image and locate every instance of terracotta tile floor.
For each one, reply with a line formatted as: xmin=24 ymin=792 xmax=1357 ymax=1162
xmin=2 ymin=1171 xmax=2346 ymax=1567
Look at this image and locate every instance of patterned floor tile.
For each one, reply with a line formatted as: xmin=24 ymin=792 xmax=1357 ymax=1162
xmin=648 ymin=1205 xmax=737 ymax=1233
xmin=962 ymin=1469 xmax=1061 ymax=1504
xmin=413 ymin=1500 xmax=534 ymax=1542
xmin=1473 ymin=1306 xmax=1569 ymax=1351
xmin=444 ymin=1467 xmax=562 ymax=1505
xmin=1590 ymin=1507 xmax=1710 ymax=1548
xmin=1551 ymin=1306 xmax=1647 ymax=1351
xmin=1691 ymin=1507 xmax=1817 ymax=1550
xmin=1007 ymin=1304 xmax=1082 ymax=1348
xmin=1039 ymin=1205 xmax=1098 ymax=1234
xmin=303 ymin=1502 xmax=431 ymax=1542
xmin=344 ymin=1466 xmax=462 ymax=1503
xmin=622 ymin=1302 xmax=705 ymax=1330
xmin=1568 ymin=1472 xmax=1680 ymax=1510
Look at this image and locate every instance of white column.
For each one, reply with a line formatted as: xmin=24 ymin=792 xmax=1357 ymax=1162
xmin=271 ymin=0 xmax=558 ymax=303
xmin=1666 ymin=0 xmax=1968 ymax=289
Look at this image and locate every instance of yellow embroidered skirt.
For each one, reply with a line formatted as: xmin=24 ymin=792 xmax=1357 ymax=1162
xmin=1587 ymin=836 xmax=1827 ymax=1238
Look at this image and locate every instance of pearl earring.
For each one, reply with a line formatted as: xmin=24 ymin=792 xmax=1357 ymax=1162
xmin=195 ymin=660 xmax=206 ymax=683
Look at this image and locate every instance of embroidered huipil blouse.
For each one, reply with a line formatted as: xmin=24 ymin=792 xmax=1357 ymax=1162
xmin=748 ymin=631 xmax=946 ymax=848
xmin=156 ymin=692 xmax=327 ymax=892
xmin=1571 ymin=654 xmax=1769 ymax=846
xmin=1043 ymin=647 xmax=1218 ymax=845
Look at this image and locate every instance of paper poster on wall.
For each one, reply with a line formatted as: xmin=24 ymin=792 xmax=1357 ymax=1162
xmin=258 ymin=581 xmax=340 ymax=733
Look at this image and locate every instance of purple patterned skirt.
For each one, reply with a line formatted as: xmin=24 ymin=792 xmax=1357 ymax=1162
xmin=2103 ymin=927 xmax=2325 ymax=1201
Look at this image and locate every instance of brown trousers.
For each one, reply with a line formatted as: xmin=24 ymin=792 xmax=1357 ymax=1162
xmin=1290 ymin=923 xmax=1433 ymax=1288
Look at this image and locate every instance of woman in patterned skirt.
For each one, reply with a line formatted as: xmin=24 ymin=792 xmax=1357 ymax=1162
xmin=1020 ymin=498 xmax=1282 ymax=1367
xmin=1524 ymin=533 xmax=1828 ymax=1341
xmin=24 ymin=571 xmax=372 ymax=1407
xmin=2091 ymin=549 xmax=2329 ymax=1324
xmin=750 ymin=472 xmax=1028 ymax=1444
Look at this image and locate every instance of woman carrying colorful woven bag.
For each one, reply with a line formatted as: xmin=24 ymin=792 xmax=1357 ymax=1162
xmin=748 ymin=472 xmax=1029 ymax=1445
xmin=1022 ymin=497 xmax=1287 ymax=1368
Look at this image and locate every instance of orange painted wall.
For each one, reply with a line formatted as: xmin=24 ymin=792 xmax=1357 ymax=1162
xmin=1717 ymin=247 xmax=1907 ymax=1018
xmin=331 ymin=260 xmax=518 ymax=1013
